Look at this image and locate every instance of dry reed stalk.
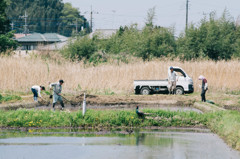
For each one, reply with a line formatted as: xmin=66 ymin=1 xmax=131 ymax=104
xmin=0 ymin=56 xmax=239 ymax=94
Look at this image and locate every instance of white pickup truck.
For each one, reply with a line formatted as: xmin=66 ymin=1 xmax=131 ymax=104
xmin=134 ymin=66 xmax=194 ymax=95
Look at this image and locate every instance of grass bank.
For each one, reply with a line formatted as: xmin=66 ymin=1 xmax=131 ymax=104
xmin=0 ymin=93 xmax=21 ymax=103
xmin=207 ymin=111 xmax=240 ymax=150
xmin=0 ymin=109 xmax=207 ymax=128
xmin=0 ymin=109 xmax=239 ymax=150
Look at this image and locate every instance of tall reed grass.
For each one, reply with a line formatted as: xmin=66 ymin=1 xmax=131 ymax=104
xmin=0 ymin=55 xmax=239 ymax=94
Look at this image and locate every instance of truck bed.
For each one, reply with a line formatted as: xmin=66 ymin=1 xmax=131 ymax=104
xmin=134 ymin=79 xmax=168 ymax=87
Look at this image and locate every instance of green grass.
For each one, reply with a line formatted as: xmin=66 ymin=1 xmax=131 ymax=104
xmin=0 ymin=109 xmax=239 ymax=150
xmin=226 ymin=90 xmax=240 ymax=95
xmin=0 ymin=109 xmax=207 ymax=128
xmin=207 ymin=111 xmax=240 ymax=150
xmin=0 ymin=94 xmax=22 ymax=103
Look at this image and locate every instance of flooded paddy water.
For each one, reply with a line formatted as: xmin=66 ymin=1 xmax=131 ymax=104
xmin=0 ymin=128 xmax=239 ymax=159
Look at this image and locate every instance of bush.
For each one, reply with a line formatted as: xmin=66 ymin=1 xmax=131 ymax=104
xmin=61 ymin=10 xmax=240 ymax=62
xmin=177 ymin=11 xmax=238 ymax=60
xmin=61 ymin=36 xmax=98 ymax=61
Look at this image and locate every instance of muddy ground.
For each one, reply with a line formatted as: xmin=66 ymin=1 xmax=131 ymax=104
xmin=0 ymin=93 xmax=239 ymax=112
xmin=0 ymin=94 xmax=202 ymax=112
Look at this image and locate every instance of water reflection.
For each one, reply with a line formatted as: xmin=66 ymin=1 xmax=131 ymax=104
xmin=0 ymin=128 xmax=239 ymax=159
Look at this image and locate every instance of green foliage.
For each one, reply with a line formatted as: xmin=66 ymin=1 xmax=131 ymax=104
xmin=0 ymin=0 xmax=10 ymax=34
xmin=0 ymin=109 xmax=239 ymax=150
xmin=177 ymin=11 xmax=238 ymax=60
xmin=0 ymin=0 xmax=17 ymax=53
xmin=207 ymin=111 xmax=240 ymax=150
xmin=61 ymin=36 xmax=98 ymax=61
xmin=62 ymin=17 xmax=176 ymax=61
xmin=58 ymin=3 xmax=89 ymax=37
xmin=0 ymin=94 xmax=21 ymax=103
xmin=0 ymin=109 xmax=206 ymax=128
xmin=0 ymin=31 xmax=18 ymax=53
xmin=59 ymin=10 xmax=240 ymax=62
xmin=69 ymin=25 xmax=177 ymax=62
xmin=5 ymin=0 xmax=89 ymax=36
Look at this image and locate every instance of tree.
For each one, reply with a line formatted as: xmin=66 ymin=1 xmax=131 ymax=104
xmin=177 ymin=11 xmax=238 ymax=60
xmin=58 ymin=3 xmax=89 ymax=37
xmin=145 ymin=6 xmax=156 ymax=27
xmin=0 ymin=0 xmax=17 ymax=53
xmin=5 ymin=0 xmax=89 ymax=36
xmin=0 ymin=0 xmax=10 ymax=33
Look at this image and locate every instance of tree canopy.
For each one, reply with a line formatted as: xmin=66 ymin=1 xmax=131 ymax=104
xmin=5 ymin=0 xmax=89 ymax=36
xmin=0 ymin=0 xmax=17 ymax=53
xmin=62 ymin=10 xmax=240 ymax=62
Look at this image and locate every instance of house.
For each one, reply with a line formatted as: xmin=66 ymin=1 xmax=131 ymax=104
xmin=15 ymin=33 xmax=68 ymax=50
xmin=89 ymin=29 xmax=117 ymax=39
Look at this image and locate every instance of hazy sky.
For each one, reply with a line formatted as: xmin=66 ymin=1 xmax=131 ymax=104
xmin=63 ymin=0 xmax=240 ymax=35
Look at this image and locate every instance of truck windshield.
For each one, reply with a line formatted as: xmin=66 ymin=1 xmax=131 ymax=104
xmin=173 ymin=68 xmax=186 ymax=77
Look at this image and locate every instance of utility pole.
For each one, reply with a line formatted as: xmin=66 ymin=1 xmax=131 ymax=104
xmin=10 ymin=22 xmax=14 ymax=31
xmin=83 ymin=6 xmax=98 ymax=32
xmin=20 ymin=11 xmax=28 ymax=35
xmin=90 ymin=5 xmax=93 ymax=32
xmin=186 ymin=0 xmax=189 ymax=30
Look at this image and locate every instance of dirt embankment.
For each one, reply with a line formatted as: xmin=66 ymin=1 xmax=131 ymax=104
xmin=0 ymin=94 xmax=196 ymax=111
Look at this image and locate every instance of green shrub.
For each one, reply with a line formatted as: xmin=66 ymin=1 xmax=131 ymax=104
xmin=0 ymin=94 xmax=21 ymax=103
xmin=61 ymin=36 xmax=98 ymax=61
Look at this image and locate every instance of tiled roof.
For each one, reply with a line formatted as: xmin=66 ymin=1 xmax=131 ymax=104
xmin=17 ymin=33 xmax=68 ymax=42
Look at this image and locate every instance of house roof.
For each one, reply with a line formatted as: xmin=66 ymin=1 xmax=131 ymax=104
xmin=40 ymin=41 xmax=69 ymax=51
xmin=14 ymin=34 xmax=31 ymax=39
xmin=89 ymin=29 xmax=117 ymax=39
xmin=16 ymin=33 xmax=68 ymax=43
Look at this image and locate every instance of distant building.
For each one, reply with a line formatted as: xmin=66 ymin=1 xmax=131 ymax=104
xmin=89 ymin=29 xmax=117 ymax=39
xmin=15 ymin=33 xmax=68 ymax=50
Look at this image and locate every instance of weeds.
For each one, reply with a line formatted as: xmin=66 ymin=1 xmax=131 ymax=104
xmin=0 ymin=94 xmax=21 ymax=103
xmin=1 ymin=56 xmax=240 ymax=94
xmin=0 ymin=109 xmax=206 ymax=128
xmin=226 ymin=90 xmax=240 ymax=95
xmin=207 ymin=111 xmax=240 ymax=150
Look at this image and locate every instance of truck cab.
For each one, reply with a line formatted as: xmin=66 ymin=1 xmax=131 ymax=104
xmin=134 ymin=66 xmax=194 ymax=95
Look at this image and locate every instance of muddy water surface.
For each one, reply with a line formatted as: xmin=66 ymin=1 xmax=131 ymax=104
xmin=0 ymin=129 xmax=239 ymax=159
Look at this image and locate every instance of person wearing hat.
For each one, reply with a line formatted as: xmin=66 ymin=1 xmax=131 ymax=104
xmin=198 ymin=75 xmax=208 ymax=102
xmin=31 ymin=85 xmax=45 ymax=102
xmin=50 ymin=79 xmax=64 ymax=111
xmin=168 ymin=66 xmax=177 ymax=94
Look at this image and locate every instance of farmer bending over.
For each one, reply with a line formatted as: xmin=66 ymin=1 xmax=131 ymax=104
xmin=31 ymin=85 xmax=45 ymax=102
xmin=198 ymin=75 xmax=208 ymax=102
xmin=50 ymin=79 xmax=64 ymax=111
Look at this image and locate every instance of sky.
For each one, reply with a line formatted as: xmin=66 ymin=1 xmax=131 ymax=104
xmin=63 ymin=0 xmax=240 ymax=36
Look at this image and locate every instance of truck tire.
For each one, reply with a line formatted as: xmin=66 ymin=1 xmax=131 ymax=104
xmin=140 ymin=87 xmax=151 ymax=95
xmin=176 ymin=87 xmax=184 ymax=95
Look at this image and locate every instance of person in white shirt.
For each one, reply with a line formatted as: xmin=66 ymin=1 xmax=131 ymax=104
xmin=31 ymin=85 xmax=45 ymax=102
xmin=168 ymin=66 xmax=177 ymax=94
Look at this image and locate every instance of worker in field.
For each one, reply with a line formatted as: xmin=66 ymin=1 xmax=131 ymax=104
xmin=168 ymin=66 xmax=177 ymax=94
xmin=50 ymin=79 xmax=64 ymax=111
xmin=31 ymin=85 xmax=45 ymax=102
xmin=198 ymin=75 xmax=208 ymax=102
